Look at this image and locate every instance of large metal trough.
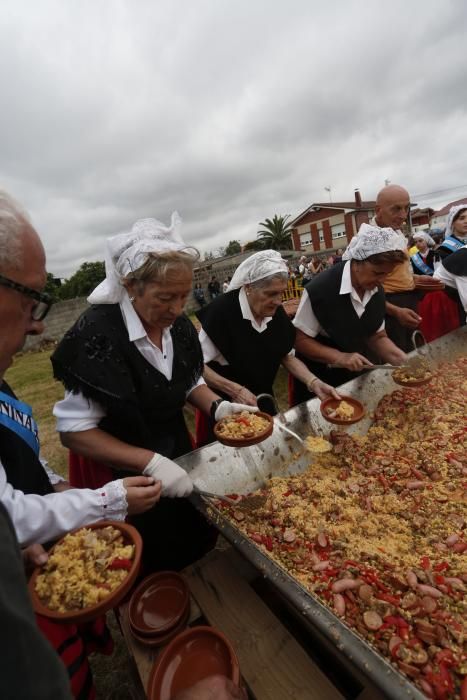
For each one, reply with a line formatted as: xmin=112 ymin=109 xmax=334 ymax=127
xmin=178 ymin=327 xmax=466 ymax=700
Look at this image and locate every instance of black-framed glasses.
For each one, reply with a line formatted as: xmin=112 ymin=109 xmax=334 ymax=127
xmin=0 ymin=273 xmax=53 ymax=321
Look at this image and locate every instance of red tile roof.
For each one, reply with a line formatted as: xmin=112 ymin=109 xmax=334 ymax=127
xmin=432 ymin=197 xmax=467 ymax=217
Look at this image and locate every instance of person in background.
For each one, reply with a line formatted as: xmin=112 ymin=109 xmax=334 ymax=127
xmin=222 ymin=277 xmax=231 ymax=293
xmin=410 ymin=231 xmax=438 ymax=275
xmin=372 ymin=185 xmax=428 ymax=351
xmin=437 ymin=205 xmax=467 ymax=260
xmin=195 ymin=250 xmax=340 ymax=443
xmin=52 ymin=215 xmax=253 ymax=572
xmin=292 ymin=224 xmax=407 ymax=399
xmin=193 ymin=282 xmax=206 ymax=307
xmin=207 ymin=275 xmax=220 ymax=300
xmin=333 ymin=249 xmax=343 ymax=264
xmin=308 ymin=256 xmax=325 ymax=278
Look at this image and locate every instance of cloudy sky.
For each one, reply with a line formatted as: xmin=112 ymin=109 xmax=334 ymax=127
xmin=1 ymin=0 xmax=467 ymax=277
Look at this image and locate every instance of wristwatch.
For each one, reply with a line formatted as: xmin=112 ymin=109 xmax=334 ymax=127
xmin=210 ymin=398 xmax=224 ymax=423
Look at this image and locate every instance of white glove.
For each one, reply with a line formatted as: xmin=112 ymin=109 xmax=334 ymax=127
xmin=143 ymin=454 xmax=193 ymax=498
xmin=214 ymin=401 xmax=259 ymax=421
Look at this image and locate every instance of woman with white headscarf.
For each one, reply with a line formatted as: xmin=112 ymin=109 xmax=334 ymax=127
xmin=195 ymin=250 xmax=339 ymax=444
xmin=410 ymin=231 xmax=438 ymax=275
xmin=51 ymin=214 xmax=254 ymax=571
xmin=292 ymin=224 xmax=408 ymax=399
xmin=437 ymin=205 xmax=467 ymax=260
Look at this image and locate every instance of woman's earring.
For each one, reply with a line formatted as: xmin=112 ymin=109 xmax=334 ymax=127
xmin=129 ymin=296 xmax=135 ymax=303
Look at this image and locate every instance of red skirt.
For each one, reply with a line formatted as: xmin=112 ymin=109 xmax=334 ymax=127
xmin=69 ymin=452 xmax=113 ymax=489
xmin=36 ymin=615 xmax=113 ymax=699
xmin=417 ymin=290 xmax=461 ymax=342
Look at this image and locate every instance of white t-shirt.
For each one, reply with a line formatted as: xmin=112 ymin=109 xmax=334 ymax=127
xmin=199 ymin=287 xmax=294 ymax=365
xmin=293 ymin=260 xmax=385 ymax=338
xmin=54 ymin=292 xmax=205 ymax=432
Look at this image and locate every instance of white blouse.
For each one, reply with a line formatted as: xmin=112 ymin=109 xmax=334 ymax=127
xmin=54 ymin=293 xmax=204 ymax=432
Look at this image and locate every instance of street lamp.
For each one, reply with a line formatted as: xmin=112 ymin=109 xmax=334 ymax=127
xmin=324 ymin=186 xmax=332 ymax=202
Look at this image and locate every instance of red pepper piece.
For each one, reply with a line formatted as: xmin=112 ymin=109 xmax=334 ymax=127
xmin=420 ymin=556 xmax=431 ymax=570
xmin=108 ymin=557 xmax=132 ymax=570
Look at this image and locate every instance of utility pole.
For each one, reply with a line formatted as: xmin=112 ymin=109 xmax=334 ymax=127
xmin=324 ymin=186 xmax=332 ymax=202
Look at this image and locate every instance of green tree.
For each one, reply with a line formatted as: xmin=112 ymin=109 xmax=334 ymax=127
xmin=225 ymin=240 xmax=241 ymax=256
xmin=257 ymin=214 xmax=293 ymax=250
xmin=44 ymin=272 xmax=62 ymax=302
xmin=243 ymin=239 xmax=265 ymax=252
xmin=59 ymin=261 xmax=106 ymax=300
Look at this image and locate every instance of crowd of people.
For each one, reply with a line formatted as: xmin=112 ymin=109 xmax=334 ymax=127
xmin=0 ymin=183 xmax=465 ymax=699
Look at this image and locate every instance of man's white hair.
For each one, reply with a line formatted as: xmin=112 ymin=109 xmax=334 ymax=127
xmin=0 ymin=190 xmax=30 ymax=272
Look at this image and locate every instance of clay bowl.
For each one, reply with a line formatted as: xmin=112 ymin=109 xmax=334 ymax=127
xmin=128 ymin=571 xmax=189 ymax=637
xmin=320 ymin=397 xmax=365 ymax=425
xmin=29 ymin=521 xmax=142 ymax=624
xmin=214 ymin=411 xmax=273 ymax=448
xmin=391 ymin=369 xmax=433 ymax=388
xmin=130 ymin=605 xmax=190 ymax=649
xmin=147 ymin=626 xmax=241 ymax=700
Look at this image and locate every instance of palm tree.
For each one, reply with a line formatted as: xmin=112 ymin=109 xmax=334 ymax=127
xmin=257 ymin=214 xmax=293 ymax=250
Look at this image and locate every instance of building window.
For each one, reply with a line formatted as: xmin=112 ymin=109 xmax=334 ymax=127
xmin=300 ymin=233 xmax=311 ymax=245
xmin=318 ymin=228 xmax=324 ymax=242
xmin=331 ymin=223 xmax=346 ymax=239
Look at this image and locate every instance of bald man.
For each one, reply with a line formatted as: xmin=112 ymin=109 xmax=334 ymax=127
xmin=373 ymin=185 xmax=428 ymax=351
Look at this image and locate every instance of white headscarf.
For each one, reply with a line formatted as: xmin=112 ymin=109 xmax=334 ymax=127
xmin=413 ymin=231 xmax=435 ymax=247
xmin=444 ymin=204 xmax=467 ymax=240
xmin=227 ymin=250 xmax=288 ymax=291
xmin=88 ymin=213 xmax=187 ymax=304
xmin=342 ymin=223 xmax=407 ymax=261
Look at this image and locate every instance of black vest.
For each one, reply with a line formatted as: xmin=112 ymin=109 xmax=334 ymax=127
xmin=196 ymin=289 xmax=295 ymax=397
xmin=443 ymin=247 xmax=467 ymax=276
xmin=304 ymin=261 xmax=386 ymax=353
xmin=51 ymin=305 xmax=204 ymax=461
xmin=0 ymin=382 xmax=53 ymax=496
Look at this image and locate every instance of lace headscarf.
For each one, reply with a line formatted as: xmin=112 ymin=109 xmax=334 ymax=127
xmin=88 ymin=213 xmax=187 ymax=303
xmin=227 ymin=250 xmax=288 ymax=291
xmin=413 ymin=231 xmax=435 ymax=247
xmin=444 ymin=205 xmax=467 ymax=240
xmin=342 ymin=223 xmax=407 ymax=261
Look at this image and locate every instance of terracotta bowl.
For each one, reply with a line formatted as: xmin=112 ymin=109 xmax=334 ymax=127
xmin=147 ymin=626 xmax=241 ymax=700
xmin=214 ymin=411 xmax=273 ymax=447
xmin=128 ymin=571 xmax=189 ymax=637
xmin=29 ymin=521 xmax=142 ymax=624
xmin=130 ymin=605 xmax=190 ymax=649
xmin=391 ymin=370 xmax=433 ymax=388
xmin=320 ymin=397 xmax=365 ymax=425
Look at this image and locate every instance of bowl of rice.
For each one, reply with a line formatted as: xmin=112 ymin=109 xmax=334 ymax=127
xmin=29 ymin=521 xmax=142 ymax=623
xmin=214 ymin=410 xmax=273 ymax=447
xmin=320 ymin=397 xmax=365 ymax=425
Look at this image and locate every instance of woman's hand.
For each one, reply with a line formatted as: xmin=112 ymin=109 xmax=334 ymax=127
xmin=123 ymin=475 xmax=163 ymax=513
xmin=143 ymin=455 xmax=193 ymax=498
xmin=335 ymin=352 xmax=373 ymax=372
xmin=22 ymin=543 xmax=48 ymax=575
xmin=309 ymin=379 xmax=341 ymax=401
xmin=214 ymin=402 xmax=258 ymax=421
xmin=231 ymin=386 xmax=257 ymax=406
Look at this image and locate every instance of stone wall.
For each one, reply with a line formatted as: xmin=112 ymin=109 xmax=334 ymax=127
xmin=24 ymin=297 xmax=89 ymax=350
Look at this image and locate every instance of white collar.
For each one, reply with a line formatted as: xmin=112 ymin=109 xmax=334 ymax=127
xmin=120 ymin=292 xmax=172 ymax=343
xmin=340 ymin=260 xmax=378 ymax=304
xmin=239 ymin=286 xmax=272 ymax=333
